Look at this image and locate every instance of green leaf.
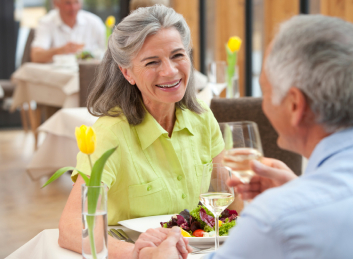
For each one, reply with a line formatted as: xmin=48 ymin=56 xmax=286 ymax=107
xmin=41 ymin=167 xmax=90 ymax=188
xmin=87 ymin=146 xmax=117 ymax=216
xmin=89 ymin=147 xmax=117 ymax=187
xmin=78 ymin=171 xmax=90 ymax=186
xmin=41 ymin=167 xmax=75 ymax=188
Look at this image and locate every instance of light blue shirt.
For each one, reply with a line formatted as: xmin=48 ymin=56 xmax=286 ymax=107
xmin=205 ymin=127 xmax=353 ymax=259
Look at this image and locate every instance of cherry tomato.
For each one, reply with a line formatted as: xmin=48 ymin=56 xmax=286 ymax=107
xmin=192 ymin=229 xmax=205 ymax=237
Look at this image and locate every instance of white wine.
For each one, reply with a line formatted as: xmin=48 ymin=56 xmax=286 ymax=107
xmin=200 ymin=192 xmax=234 ymax=215
xmin=223 ymin=148 xmax=263 ymax=184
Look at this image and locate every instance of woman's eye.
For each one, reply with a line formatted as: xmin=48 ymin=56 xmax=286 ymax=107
xmin=173 ymin=53 xmax=184 ymax=58
xmin=146 ymin=61 xmax=157 ymax=66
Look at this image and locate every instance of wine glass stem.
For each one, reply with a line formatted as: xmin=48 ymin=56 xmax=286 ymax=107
xmin=215 ymin=214 xmax=220 ymax=250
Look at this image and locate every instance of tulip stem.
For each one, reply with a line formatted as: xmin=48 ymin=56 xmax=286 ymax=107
xmin=88 ymin=155 xmax=93 ymax=172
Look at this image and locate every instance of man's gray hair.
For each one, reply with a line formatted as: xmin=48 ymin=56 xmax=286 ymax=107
xmin=87 ymin=5 xmax=203 ymax=125
xmin=266 ymin=15 xmax=353 ymax=132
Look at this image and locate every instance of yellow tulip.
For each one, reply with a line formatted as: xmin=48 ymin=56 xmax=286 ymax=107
xmin=105 ymin=15 xmax=116 ymax=29
xmin=227 ymin=36 xmax=242 ymax=52
xmin=75 ymin=125 xmax=96 ymax=155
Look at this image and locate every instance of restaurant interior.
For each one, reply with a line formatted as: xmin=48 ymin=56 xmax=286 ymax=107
xmin=0 ymin=0 xmax=350 ymax=258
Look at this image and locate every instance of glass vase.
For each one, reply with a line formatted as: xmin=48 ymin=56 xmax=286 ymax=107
xmin=226 ymin=65 xmax=239 ymax=98
xmin=82 ymin=184 xmax=108 ymax=259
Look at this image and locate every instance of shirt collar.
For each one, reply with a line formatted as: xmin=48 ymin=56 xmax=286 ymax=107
xmin=305 ymin=127 xmax=353 ymax=175
xmin=54 ymin=9 xmax=86 ymax=28
xmin=134 ymin=107 xmax=195 ymax=150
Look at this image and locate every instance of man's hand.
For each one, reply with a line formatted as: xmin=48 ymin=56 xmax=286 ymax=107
xmin=31 ymin=42 xmax=84 ymax=63
xmin=228 ymin=157 xmax=298 ymax=200
xmin=58 ymin=42 xmax=85 ymax=54
xmin=132 ymin=227 xmax=192 ymax=259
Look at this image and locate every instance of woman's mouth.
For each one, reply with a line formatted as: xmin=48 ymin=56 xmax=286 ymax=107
xmin=156 ymin=79 xmax=182 ymax=88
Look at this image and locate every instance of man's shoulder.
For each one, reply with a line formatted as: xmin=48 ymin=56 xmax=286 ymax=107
xmin=244 ymin=164 xmax=353 ymax=226
xmin=78 ymin=10 xmax=104 ymax=26
xmin=39 ymin=9 xmax=59 ymax=24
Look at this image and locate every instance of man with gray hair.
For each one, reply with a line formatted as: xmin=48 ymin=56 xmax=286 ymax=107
xmin=31 ymin=0 xmax=105 ymax=63
xmin=132 ymin=14 xmax=353 ymax=259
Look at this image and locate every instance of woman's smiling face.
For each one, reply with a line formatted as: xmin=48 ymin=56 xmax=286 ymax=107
xmin=120 ymin=28 xmax=191 ymax=108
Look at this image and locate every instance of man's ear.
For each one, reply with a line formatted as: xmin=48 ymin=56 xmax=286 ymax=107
xmin=119 ymin=66 xmax=136 ymax=85
xmin=287 ymin=87 xmax=308 ymax=127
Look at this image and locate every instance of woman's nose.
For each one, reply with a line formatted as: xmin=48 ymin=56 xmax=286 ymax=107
xmin=159 ymin=60 xmax=178 ymax=77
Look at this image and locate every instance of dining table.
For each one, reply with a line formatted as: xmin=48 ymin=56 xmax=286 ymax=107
xmin=6 ymin=225 xmax=209 ymax=259
xmin=26 ymin=107 xmax=98 ymax=180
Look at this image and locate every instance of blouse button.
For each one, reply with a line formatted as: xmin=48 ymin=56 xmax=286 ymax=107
xmin=147 ymin=185 xmax=152 ymax=191
xmin=182 ymin=193 xmax=186 ymax=199
xmin=177 ymin=175 xmax=183 ymax=181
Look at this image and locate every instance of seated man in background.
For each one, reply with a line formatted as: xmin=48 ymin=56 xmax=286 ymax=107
xmin=31 ymin=0 xmax=105 ymax=63
xmin=132 ymin=14 xmax=353 ymax=259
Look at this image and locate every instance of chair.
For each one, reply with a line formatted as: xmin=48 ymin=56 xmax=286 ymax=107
xmin=210 ymin=97 xmax=302 ymax=175
xmin=0 ymin=28 xmax=35 ymax=130
xmin=78 ymin=61 xmax=100 ymax=107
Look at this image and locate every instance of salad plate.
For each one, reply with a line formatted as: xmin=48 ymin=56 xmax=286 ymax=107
xmin=118 ymin=215 xmax=227 ymax=244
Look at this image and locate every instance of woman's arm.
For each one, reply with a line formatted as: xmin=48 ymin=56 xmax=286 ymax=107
xmin=58 ymin=175 xmax=134 ymax=258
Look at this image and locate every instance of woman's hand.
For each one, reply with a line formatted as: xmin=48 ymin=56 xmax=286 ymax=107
xmin=131 ymin=227 xmax=192 ymax=259
xmin=228 ymin=157 xmax=298 ymax=200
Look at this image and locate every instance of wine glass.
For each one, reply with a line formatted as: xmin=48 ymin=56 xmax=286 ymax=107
xmin=208 ymin=61 xmax=227 ymax=97
xmin=199 ymin=163 xmax=234 ymax=250
xmin=219 ymin=121 xmax=263 ymax=203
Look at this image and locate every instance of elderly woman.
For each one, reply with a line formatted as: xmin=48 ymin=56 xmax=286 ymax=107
xmin=58 ymin=5 xmax=238 ymax=258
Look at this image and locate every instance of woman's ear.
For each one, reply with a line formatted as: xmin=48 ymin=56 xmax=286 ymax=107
xmin=119 ymin=66 xmax=136 ymax=85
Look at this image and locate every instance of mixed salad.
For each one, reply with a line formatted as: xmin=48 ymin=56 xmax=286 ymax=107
xmin=160 ymin=204 xmax=238 ymax=237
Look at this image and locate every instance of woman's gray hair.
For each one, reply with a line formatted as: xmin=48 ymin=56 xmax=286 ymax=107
xmin=87 ymin=4 xmax=204 ymax=125
xmin=266 ymin=14 xmax=353 ymax=132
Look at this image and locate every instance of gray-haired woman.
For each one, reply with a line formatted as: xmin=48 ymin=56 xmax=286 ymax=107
xmin=57 ymin=5 xmax=240 ymax=258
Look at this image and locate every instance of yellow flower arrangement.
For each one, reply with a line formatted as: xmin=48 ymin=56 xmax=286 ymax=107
xmin=225 ymin=36 xmax=242 ymax=97
xmin=42 ymin=125 xmax=117 ymax=259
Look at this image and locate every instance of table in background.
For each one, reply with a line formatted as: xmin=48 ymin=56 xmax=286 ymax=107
xmin=6 ymin=227 xmax=207 ymax=259
xmin=26 ymin=107 xmax=97 ymax=180
xmin=10 ymin=62 xmax=80 ymax=148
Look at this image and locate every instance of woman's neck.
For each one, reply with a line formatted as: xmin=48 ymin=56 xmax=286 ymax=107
xmin=144 ymin=101 xmax=176 ymax=138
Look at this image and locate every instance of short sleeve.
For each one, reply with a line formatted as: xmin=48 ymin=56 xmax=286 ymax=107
xmin=31 ymin=20 xmax=52 ymax=49
xmin=71 ymin=120 xmax=121 ymax=189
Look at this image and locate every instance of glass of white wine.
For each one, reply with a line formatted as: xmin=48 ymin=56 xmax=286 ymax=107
xmin=199 ymin=163 xmax=234 ymax=250
xmin=219 ymin=121 xmax=263 ymax=203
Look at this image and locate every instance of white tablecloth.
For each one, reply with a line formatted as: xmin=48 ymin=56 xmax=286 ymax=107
xmin=10 ymin=62 xmax=79 ymax=111
xmin=6 ymin=228 xmax=207 ymax=259
xmin=26 ymin=108 xmax=98 ymax=180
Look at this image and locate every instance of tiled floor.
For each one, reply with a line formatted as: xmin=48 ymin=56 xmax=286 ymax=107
xmin=0 ymin=129 xmax=73 ymax=258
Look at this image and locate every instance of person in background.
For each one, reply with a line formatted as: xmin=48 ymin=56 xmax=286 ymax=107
xmin=130 ymin=0 xmax=170 ymax=11
xmin=132 ymin=14 xmax=353 ymax=259
xmin=31 ymin=0 xmax=105 ymax=63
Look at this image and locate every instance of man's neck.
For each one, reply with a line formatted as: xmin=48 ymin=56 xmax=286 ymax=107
xmin=59 ymin=12 xmax=77 ymax=28
xmin=299 ymin=124 xmax=331 ymax=159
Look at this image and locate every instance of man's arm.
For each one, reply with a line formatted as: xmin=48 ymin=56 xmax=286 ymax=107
xmin=31 ymin=43 xmax=84 ymax=63
xmin=204 ymin=215 xmax=282 ymax=259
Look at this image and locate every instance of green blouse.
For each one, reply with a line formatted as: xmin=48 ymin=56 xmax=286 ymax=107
xmin=72 ymin=102 xmax=224 ymax=225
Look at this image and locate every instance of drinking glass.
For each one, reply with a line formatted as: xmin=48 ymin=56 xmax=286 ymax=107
xmin=199 ymin=163 xmax=234 ymax=250
xmin=219 ymin=121 xmax=263 ymax=203
xmin=208 ymin=61 xmax=227 ymax=97
xmin=82 ymin=184 xmax=108 ymax=259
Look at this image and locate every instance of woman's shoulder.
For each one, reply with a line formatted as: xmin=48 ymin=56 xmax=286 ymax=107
xmin=92 ymin=113 xmax=130 ymax=136
xmin=183 ymin=99 xmax=215 ymax=123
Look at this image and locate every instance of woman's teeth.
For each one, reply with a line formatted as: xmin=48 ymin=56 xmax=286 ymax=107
xmin=156 ymin=80 xmax=180 ymax=88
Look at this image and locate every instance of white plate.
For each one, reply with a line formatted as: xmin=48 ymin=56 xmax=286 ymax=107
xmin=118 ymin=214 xmax=227 ymax=244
